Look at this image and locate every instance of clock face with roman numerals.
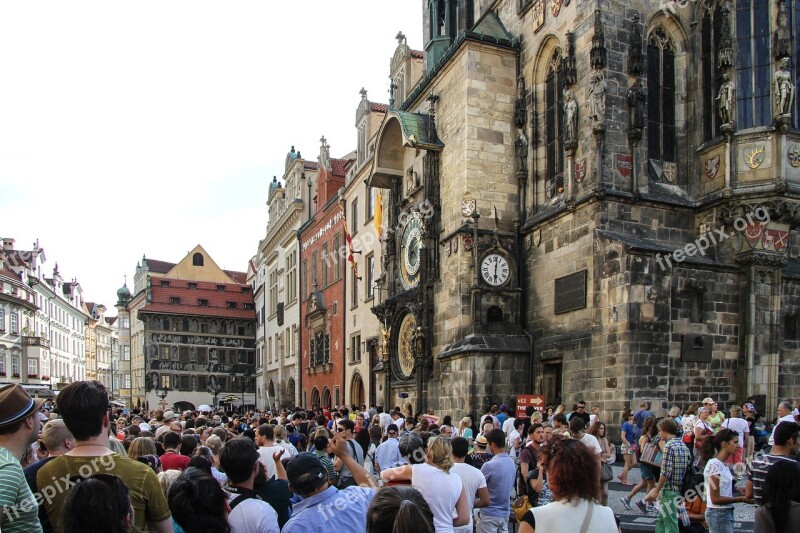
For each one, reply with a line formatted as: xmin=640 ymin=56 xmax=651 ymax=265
xmin=481 ymin=253 xmax=510 ymax=286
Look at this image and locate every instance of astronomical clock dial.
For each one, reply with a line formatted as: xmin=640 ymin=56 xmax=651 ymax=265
xmin=481 ymin=253 xmax=510 ymax=286
xmin=396 ymin=313 xmax=417 ymax=378
xmin=399 ymin=213 xmax=423 ymax=290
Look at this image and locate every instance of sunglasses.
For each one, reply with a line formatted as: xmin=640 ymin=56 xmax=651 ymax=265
xmin=68 ymin=474 xmax=130 ymax=520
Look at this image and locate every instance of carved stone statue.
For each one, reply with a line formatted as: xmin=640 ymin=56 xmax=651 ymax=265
xmin=717 ymin=73 xmax=735 ymax=125
xmin=514 ymin=76 xmax=527 ymax=128
xmin=774 ymin=57 xmax=795 ymax=118
xmin=412 ymin=326 xmax=426 ymax=359
xmin=588 ymin=71 xmax=607 ymax=124
xmin=627 ymin=78 xmax=646 ymax=131
xmin=563 ymin=90 xmax=578 ymax=144
xmin=515 ymin=131 xmax=528 ymax=173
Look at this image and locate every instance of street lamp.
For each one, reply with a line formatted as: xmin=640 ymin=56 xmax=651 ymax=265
xmin=207 ymin=377 xmax=222 ymax=409
xmin=156 ymin=385 xmax=170 ymax=411
xmin=229 ymin=370 xmax=253 ymax=414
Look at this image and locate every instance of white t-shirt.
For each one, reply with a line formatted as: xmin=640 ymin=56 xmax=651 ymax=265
xmin=681 ymin=414 xmax=696 ymax=435
xmin=704 ymin=458 xmax=734 ymax=509
xmin=276 ymin=439 xmax=299 ymax=458
xmin=226 ymin=493 xmax=280 ymax=533
xmin=502 ymin=417 xmax=516 ymax=436
xmin=768 ymin=414 xmax=796 ymax=445
xmin=721 ymin=417 xmax=750 ymax=448
xmin=507 ymin=429 xmax=521 ymax=453
xmin=451 ymin=462 xmax=487 ymax=533
xmin=529 ymin=499 xmax=617 ymax=532
xmin=379 ymin=412 xmax=393 ymax=431
xmin=412 ymin=462 xmax=463 ymax=533
xmin=257 ymin=445 xmax=284 ymax=480
xmin=579 ymin=433 xmax=603 ymax=456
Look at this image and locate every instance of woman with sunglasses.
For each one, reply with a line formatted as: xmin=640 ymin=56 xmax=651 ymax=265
xmin=62 ymin=475 xmax=133 ymax=533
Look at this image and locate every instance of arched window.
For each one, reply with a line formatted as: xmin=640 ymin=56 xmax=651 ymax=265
xmin=192 ymin=253 xmax=204 ymax=266
xmin=735 ymin=0 xmax=771 ymax=129
xmin=311 ymin=388 xmax=320 ymax=408
xmin=487 ymin=306 xmax=504 ymax=324
xmin=701 ymin=2 xmax=725 ymax=139
xmin=545 ymin=50 xmax=564 ymax=198
xmin=647 ymin=28 xmax=676 ymax=164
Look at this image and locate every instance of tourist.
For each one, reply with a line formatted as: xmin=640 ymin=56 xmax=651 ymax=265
xmin=160 ymin=432 xmax=190 ymax=471
xmin=364 ymin=424 xmax=383 ymax=476
xmin=506 ymin=418 xmax=524 ymax=461
xmin=128 ymin=436 xmax=158 ymax=462
xmin=693 ymin=407 xmax=714 ymax=462
xmin=310 ymin=429 xmax=337 ymax=485
xmin=366 ymin=485 xmax=435 ymax=533
xmin=633 ymin=401 xmax=653 ymax=441
xmin=374 ymin=423 xmax=403 ymax=473
xmin=25 ymin=418 xmax=74 ymax=533
xmin=255 ymin=424 xmax=283 ymax=480
xmin=768 ymin=400 xmax=796 ymax=446
xmin=720 ymin=405 xmax=749 ymax=468
xmin=703 ymin=398 xmax=726 ymax=434
xmin=642 ymin=418 xmax=691 ymax=533
xmin=746 ymin=421 xmax=799 ymax=504
xmin=518 ymin=436 xmax=617 ymax=532
xmin=281 ymin=435 xmax=376 ymax=533
xmin=451 ymin=436 xmax=489 ymax=533
xmin=477 ymin=428 xmax=517 ymax=533
xmin=333 ymin=418 xmax=364 ymax=488
xmin=619 ymin=410 xmax=637 ymax=485
xmin=191 ymin=446 xmax=226 ymax=484
xmin=700 ymin=429 xmax=751 ymax=533
xmin=61 ymin=475 xmax=133 ymax=533
xmin=0 ymin=384 xmax=45 ymax=533
xmin=588 ymin=421 xmax=614 ymax=505
xmin=37 ymin=381 xmax=171 ymax=533
xmin=754 ymin=460 xmax=800 ymax=532
xmin=469 ymin=434 xmax=492 ymax=470
xmin=380 ymin=434 xmax=469 ymax=532
xmin=621 ymin=416 xmax=659 ymax=513
xmin=570 ymin=401 xmax=591 ymax=427
xmin=168 ymin=467 xmax=230 ymax=533
xmin=219 ymin=438 xmax=280 ymax=532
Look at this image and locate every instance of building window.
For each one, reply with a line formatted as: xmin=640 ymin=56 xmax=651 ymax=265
xmin=647 ymin=28 xmax=676 ymax=165
xmin=333 ymin=234 xmax=342 ymax=281
xmin=785 ymin=313 xmax=799 ymax=340
xmin=124 ymin=374 xmax=131 ymax=389
xmin=312 ymin=252 xmax=318 ymax=287
xmin=366 ymin=254 xmax=375 ymax=300
xmin=269 ymin=269 xmax=278 ymax=316
xmin=366 ymin=187 xmax=376 ymax=221
xmin=351 ymin=199 xmax=359 ymax=236
xmin=170 ymin=297 xmax=180 ymax=305
xmin=321 ymin=244 xmax=329 ymax=287
xmin=690 ymin=291 xmax=705 ymax=324
xmin=286 ymin=249 xmax=297 ymax=303
xmin=0 ymin=308 xmax=4 ymax=332
xmin=122 ymin=346 xmax=130 ymax=360
xmin=216 ymin=284 xmax=225 ymax=291
xmin=351 ymin=269 xmax=359 ymax=308
xmin=10 ymin=312 xmax=18 ymax=335
xmin=243 ymin=303 xmax=254 ymax=310
xmin=735 ymin=0 xmax=771 ymax=129
xmin=27 ymin=358 xmax=38 ymax=377
xmin=301 ymin=260 xmax=308 ymax=299
xmin=701 ymin=3 xmax=725 ymax=139
xmin=160 ymin=280 xmax=170 ymax=287
xmin=11 ymin=355 xmax=19 ymax=376
xmin=193 ymin=253 xmax=204 ymax=266
xmin=199 ymin=299 xmax=209 ymax=307
xmin=160 ymin=374 xmax=171 ymax=389
xmin=188 ymin=282 xmax=197 ymax=290
xmin=351 ymin=334 xmax=362 ymax=363
xmin=227 ymin=302 xmax=237 ymax=309
xmin=545 ymin=50 xmax=564 ymax=198
xmin=0 ymin=352 xmax=5 ymax=375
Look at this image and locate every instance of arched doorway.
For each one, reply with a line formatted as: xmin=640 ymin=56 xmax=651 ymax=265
xmin=322 ymin=387 xmax=331 ymax=409
xmin=311 ymin=388 xmax=320 ymax=409
xmin=286 ymin=378 xmax=295 ymax=407
xmin=267 ymin=381 xmax=276 ymax=410
xmin=350 ymin=373 xmax=365 ymax=408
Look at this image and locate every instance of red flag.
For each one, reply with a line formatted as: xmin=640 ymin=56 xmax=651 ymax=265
xmin=339 ymin=201 xmax=360 ymax=280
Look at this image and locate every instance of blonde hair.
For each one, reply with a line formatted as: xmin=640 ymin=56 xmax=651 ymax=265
xmin=531 ymin=411 xmax=543 ymax=424
xmin=426 ymin=435 xmax=454 ymax=473
xmin=128 ymin=437 xmax=157 ymax=460
xmin=205 ymin=435 xmax=223 ymax=454
xmin=274 ymin=425 xmax=286 ymax=442
xmin=459 ymin=417 xmax=471 ymax=430
xmin=554 ymin=404 xmax=566 ymax=416
xmin=157 ymin=469 xmax=181 ymax=497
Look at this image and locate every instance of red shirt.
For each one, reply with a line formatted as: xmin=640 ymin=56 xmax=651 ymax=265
xmin=160 ymin=451 xmax=190 ymax=471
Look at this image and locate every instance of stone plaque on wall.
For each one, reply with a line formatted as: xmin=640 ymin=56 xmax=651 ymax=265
xmin=554 ymin=270 xmax=587 ymax=314
xmin=680 ymin=334 xmax=713 ymax=363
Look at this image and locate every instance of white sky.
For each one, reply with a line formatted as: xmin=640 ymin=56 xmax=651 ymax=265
xmin=0 ymin=1 xmax=422 ymax=311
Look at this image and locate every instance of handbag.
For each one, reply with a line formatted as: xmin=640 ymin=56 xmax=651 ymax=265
xmin=640 ymin=441 xmax=663 ymax=467
xmin=600 ymin=462 xmax=614 ymax=482
xmin=512 ymin=495 xmax=533 ymax=522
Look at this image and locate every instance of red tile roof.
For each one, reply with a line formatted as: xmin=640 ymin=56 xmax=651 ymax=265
xmin=225 ymin=270 xmax=248 ymax=284
xmin=370 ymin=102 xmax=389 ymax=113
xmin=140 ymin=278 xmax=255 ymax=320
xmin=303 ymin=161 xmax=319 ymax=171
xmin=106 ymin=316 xmax=117 ymax=326
xmin=0 ymin=266 xmax=21 ymax=281
xmin=411 ymin=50 xmax=424 ymax=59
xmin=331 ymin=158 xmax=353 ymax=177
xmin=144 ymin=259 xmax=176 ymax=273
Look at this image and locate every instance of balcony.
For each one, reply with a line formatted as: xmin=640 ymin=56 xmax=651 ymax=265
xmin=23 ymin=336 xmax=50 ymax=349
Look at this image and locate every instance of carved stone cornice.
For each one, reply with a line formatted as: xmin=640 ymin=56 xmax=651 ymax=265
xmin=719 ymin=198 xmax=800 ymax=229
xmin=734 ymin=251 xmax=787 ymax=268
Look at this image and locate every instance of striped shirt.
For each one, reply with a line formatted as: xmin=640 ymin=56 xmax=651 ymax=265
xmin=661 ymin=436 xmax=691 ymax=493
xmin=750 ymin=454 xmax=797 ymax=505
xmin=0 ymin=447 xmax=43 ymax=533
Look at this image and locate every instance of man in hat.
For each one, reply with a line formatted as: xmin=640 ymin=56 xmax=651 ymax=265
xmin=374 ymin=423 xmax=403 ymax=473
xmin=282 ymin=435 xmax=375 ymax=533
xmin=154 ymin=410 xmax=178 ymax=439
xmin=0 ymin=384 xmax=44 ymax=533
xmin=37 ymin=380 xmax=171 ymax=533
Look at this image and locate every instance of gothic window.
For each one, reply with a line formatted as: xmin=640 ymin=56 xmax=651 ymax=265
xmin=333 ymin=234 xmax=342 ymax=281
xmin=647 ymin=28 xmax=676 ymax=164
xmin=545 ymin=50 xmax=564 ymax=198
xmin=701 ymin=2 xmax=725 ymax=139
xmin=487 ymin=306 xmax=504 ymax=324
xmin=736 ymin=0 xmax=771 ymax=129
xmin=321 ymin=244 xmax=329 ymax=287
xmin=192 ymin=253 xmax=204 ymax=266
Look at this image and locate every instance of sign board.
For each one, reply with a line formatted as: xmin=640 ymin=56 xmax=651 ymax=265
xmin=516 ymin=395 xmax=546 ymax=418
xmin=554 ymin=270 xmax=587 ymax=314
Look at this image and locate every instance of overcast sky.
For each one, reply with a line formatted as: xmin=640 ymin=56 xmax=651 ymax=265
xmin=0 ymin=1 xmax=422 ymax=311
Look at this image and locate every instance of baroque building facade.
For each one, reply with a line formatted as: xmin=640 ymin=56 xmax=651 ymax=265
xmin=363 ymin=0 xmax=800 ymax=424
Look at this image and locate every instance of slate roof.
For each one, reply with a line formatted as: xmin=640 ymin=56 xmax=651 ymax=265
xmin=140 ymin=278 xmax=255 ymax=319
xmin=595 ymin=229 xmax=720 ymax=266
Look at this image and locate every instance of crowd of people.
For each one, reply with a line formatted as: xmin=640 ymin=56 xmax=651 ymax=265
xmin=0 ymin=383 xmax=799 ymax=533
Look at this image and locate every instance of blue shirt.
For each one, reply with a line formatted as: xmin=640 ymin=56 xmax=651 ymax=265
xmin=282 ymin=485 xmax=375 ymax=533
xmin=374 ymin=438 xmax=403 ymax=472
xmin=480 ymin=452 xmax=516 ymax=517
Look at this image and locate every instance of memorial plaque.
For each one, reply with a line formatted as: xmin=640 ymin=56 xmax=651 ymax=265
xmin=554 ymin=270 xmax=587 ymax=314
xmin=680 ymin=334 xmax=713 ymax=363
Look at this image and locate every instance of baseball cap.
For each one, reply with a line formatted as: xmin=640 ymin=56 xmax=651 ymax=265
xmin=702 ymin=397 xmax=715 ymax=404
xmin=285 ymin=452 xmax=327 ymax=487
xmin=163 ymin=411 xmax=177 ymax=421
xmin=387 ymin=423 xmax=398 ymax=434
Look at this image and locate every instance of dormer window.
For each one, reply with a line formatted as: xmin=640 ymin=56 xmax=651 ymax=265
xmin=227 ymin=302 xmax=237 ymax=309
xmin=170 ymin=297 xmax=180 ymax=305
xmin=216 ymin=284 xmax=225 ymax=291
xmin=192 ymin=253 xmax=204 ymax=266
xmin=198 ymin=299 xmax=209 ymax=307
xmin=188 ymin=283 xmax=197 ymax=290
xmin=160 ymin=280 xmax=170 ymax=287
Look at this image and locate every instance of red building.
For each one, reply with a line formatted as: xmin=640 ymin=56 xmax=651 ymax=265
xmin=298 ymin=139 xmax=352 ymax=409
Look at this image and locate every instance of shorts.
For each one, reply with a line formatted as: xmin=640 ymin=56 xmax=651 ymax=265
xmin=639 ymin=462 xmax=656 ymax=480
xmin=621 ymin=444 xmax=634 ymax=455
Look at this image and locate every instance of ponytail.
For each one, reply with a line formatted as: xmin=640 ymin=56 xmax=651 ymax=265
xmin=366 ymin=486 xmax=434 ymax=533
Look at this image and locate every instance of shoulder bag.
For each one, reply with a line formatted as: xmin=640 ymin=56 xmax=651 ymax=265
xmin=639 ymin=439 xmax=663 ymax=468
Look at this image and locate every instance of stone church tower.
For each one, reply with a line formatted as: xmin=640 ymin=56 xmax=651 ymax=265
xmin=370 ymin=0 xmax=800 ymax=423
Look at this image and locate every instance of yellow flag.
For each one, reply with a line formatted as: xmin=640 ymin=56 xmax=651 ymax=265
xmin=374 ymin=190 xmax=383 ymax=237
